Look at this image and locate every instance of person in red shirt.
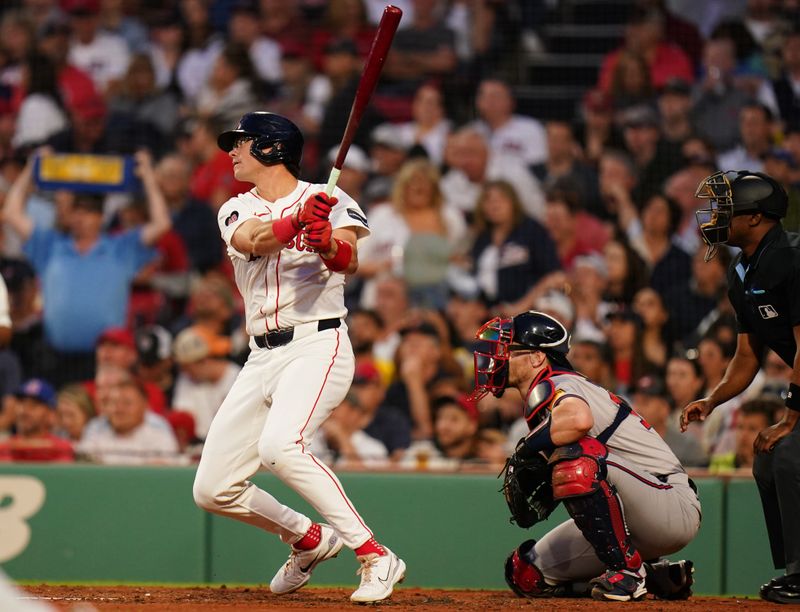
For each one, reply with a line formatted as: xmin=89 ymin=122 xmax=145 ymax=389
xmin=0 ymin=379 xmax=73 ymax=462
xmin=184 ymin=115 xmax=250 ymax=210
xmin=597 ymin=6 xmax=693 ymax=95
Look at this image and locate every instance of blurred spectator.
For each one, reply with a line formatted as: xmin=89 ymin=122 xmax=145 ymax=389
xmin=325 ymin=143 xmax=370 ymax=205
xmin=718 ymin=102 xmax=774 ymax=172
xmin=618 ymin=105 xmax=685 ymax=203
xmin=65 ymin=0 xmax=130 ymax=95
xmin=469 ymin=180 xmax=560 ymax=312
xmin=361 ymin=123 xmax=409 ymax=205
xmin=626 ymin=192 xmax=691 ymax=298
xmin=641 ymin=0 xmax=705 ymax=66
xmin=602 ymin=234 xmax=649 ymax=305
xmin=171 ymin=326 xmax=240 ymax=440
xmin=632 ymin=287 xmax=671 ymax=372
xmin=760 ymin=349 xmax=793 ymax=399
xmin=84 ymin=326 xmax=167 ymax=414
xmin=394 ymin=82 xmax=451 ymax=167
xmin=569 ymin=253 xmax=611 ymax=343
xmin=663 ymin=159 xmax=718 ymax=255
xmin=691 ymin=35 xmax=753 ymax=152
xmin=665 ymin=351 xmax=706 ymax=442
xmin=176 ymin=0 xmax=224 ymax=102
xmin=3 ymin=150 xmax=170 ymax=385
xmin=763 ymin=147 xmax=800 ymax=231
xmin=440 ymin=127 xmax=545 ymax=220
xmin=78 ymin=377 xmax=179 ymax=464
xmin=598 ymin=148 xmax=638 ymax=223
xmin=0 ymin=378 xmax=73 ymax=462
xmin=358 ymin=159 xmax=466 ymax=309
xmin=577 ymin=89 xmax=625 ymax=166
xmin=758 ymin=28 xmax=800 ymax=128
xmin=135 ymin=324 xmax=175 ymax=405
xmin=2 ymin=258 xmax=46 ymax=380
xmin=598 ymin=6 xmax=693 ymax=94
xmin=155 ymin=153 xmax=223 ymax=273
xmin=569 ymin=338 xmax=613 ymax=388
xmin=473 ymin=427 xmax=507 ymax=468
xmin=12 ymin=53 xmax=68 ymax=150
xmin=384 ymin=0 xmax=457 ymax=86
xmin=351 ymin=361 xmax=411 ymax=457
xmin=310 ymin=0 xmax=377 ymax=71
xmin=384 ymin=321 xmax=447 ymax=440
xmin=609 ymin=51 xmax=655 ymax=111
xmin=55 ymin=383 xmax=95 ymax=443
xmin=632 ymin=374 xmax=708 ymax=467
xmin=0 ymin=10 xmax=36 ymax=89
xmin=109 ymin=53 xmax=180 ymax=139
xmin=603 ymin=306 xmax=653 ymax=394
xmin=227 ymin=0 xmax=282 ymax=86
xmin=347 ymin=308 xmax=392 ymax=378
xmin=710 ymin=396 xmax=781 ymax=472
xmin=663 ymin=246 xmax=731 ymax=343
xmin=177 ymin=273 xmax=239 ymax=349
xmin=184 ymin=115 xmax=251 ymax=210
xmin=472 ymin=78 xmax=547 ymax=167
xmin=259 ymin=0 xmax=310 ymax=48
xmin=698 ymin=335 xmax=734 ymax=396
xmin=370 ymin=274 xmax=408 ymax=362
xmin=658 ymin=78 xmax=693 ymax=145
xmin=144 ymin=8 xmax=184 ymax=94
xmin=99 ymin=0 xmax=148 ymax=53
xmin=400 ymin=394 xmax=479 ymax=469
xmin=321 ymin=392 xmax=389 ymax=468
xmin=194 ymin=43 xmax=258 ymax=127
xmin=533 ymin=120 xmax=601 ymax=210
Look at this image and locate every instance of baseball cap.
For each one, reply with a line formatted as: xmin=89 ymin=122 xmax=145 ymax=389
xmin=173 ymin=327 xmax=210 ymax=365
xmin=573 ymin=252 xmax=608 ymax=277
xmin=371 ymin=124 xmax=407 ymax=151
xmin=534 ymin=291 xmax=575 ymax=325
xmin=661 ymin=77 xmax=690 ymax=96
xmin=399 ymin=321 xmax=440 ymax=341
xmin=433 ymin=394 xmax=479 ymax=423
xmin=582 ymin=89 xmax=612 ymax=114
xmin=63 ymin=0 xmax=100 ymax=16
xmin=604 ymin=305 xmax=643 ymax=326
xmin=325 ymin=38 xmax=358 ymax=56
xmin=620 ymin=105 xmax=660 ymax=129
xmin=15 ymin=378 xmax=57 ymax=408
xmin=328 ymin=143 xmax=370 ymax=173
xmin=633 ymin=375 xmax=667 ymax=398
xmin=230 ymin=0 xmax=259 ymax=16
xmin=135 ymin=325 xmax=173 ymax=366
xmin=764 ymin=147 xmax=797 ymax=168
xmin=353 ymin=362 xmax=381 ymax=385
xmin=97 ymin=327 xmax=136 ymax=351
xmin=0 ymin=258 xmax=35 ymax=292
xmin=73 ymin=194 xmax=105 ymax=214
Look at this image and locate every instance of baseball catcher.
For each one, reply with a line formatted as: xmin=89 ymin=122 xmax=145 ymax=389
xmin=471 ymin=311 xmax=700 ymax=601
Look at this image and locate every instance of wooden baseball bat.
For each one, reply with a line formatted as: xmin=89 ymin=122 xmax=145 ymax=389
xmin=325 ymin=5 xmax=402 ymax=196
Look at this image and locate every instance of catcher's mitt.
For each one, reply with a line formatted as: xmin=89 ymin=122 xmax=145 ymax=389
xmin=500 ymin=440 xmax=557 ymax=528
xmin=644 ymin=559 xmax=694 ymax=600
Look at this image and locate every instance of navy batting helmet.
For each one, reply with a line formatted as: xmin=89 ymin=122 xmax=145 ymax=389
xmin=695 ymin=170 xmax=788 ymax=260
xmin=218 ymin=112 xmax=304 ymax=177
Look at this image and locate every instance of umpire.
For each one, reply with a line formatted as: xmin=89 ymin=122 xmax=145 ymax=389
xmin=681 ymin=170 xmax=800 ymax=604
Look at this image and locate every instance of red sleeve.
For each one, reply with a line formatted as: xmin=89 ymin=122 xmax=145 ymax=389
xmin=156 ymin=231 xmax=190 ymax=272
xmin=146 ymin=382 xmax=167 ymax=415
xmin=597 ymin=49 xmax=620 ymax=92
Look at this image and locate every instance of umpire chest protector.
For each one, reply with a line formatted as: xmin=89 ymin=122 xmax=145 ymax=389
xmin=727 ymin=224 xmax=800 ymax=366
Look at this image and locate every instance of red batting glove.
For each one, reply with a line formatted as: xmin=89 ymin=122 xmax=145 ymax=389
xmin=299 ymin=192 xmax=338 ymax=226
xmin=303 ymin=220 xmax=333 ymax=253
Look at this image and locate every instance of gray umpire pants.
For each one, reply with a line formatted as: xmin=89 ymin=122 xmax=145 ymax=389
xmin=753 ymin=423 xmax=800 ymax=575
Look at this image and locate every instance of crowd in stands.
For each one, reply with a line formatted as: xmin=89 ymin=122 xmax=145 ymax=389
xmin=0 ymin=0 xmax=799 ymax=473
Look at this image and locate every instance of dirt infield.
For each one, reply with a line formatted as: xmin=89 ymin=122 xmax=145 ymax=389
xmin=20 ymin=585 xmax=789 ymax=611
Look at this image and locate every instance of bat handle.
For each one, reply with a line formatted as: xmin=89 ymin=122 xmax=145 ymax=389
xmin=325 ymin=167 xmax=341 ymax=197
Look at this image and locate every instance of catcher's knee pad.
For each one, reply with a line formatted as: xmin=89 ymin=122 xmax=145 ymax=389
xmin=505 ymin=540 xmax=576 ymax=599
xmin=549 ymin=437 xmax=642 ymax=571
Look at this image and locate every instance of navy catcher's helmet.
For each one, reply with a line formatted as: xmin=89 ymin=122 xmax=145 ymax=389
xmin=218 ymin=112 xmax=304 ymax=177
xmin=695 ymin=170 xmax=788 ymax=260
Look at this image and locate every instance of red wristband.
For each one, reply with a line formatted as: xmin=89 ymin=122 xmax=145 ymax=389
xmin=272 ymin=215 xmax=300 ymax=244
xmin=321 ymin=238 xmax=352 ymax=272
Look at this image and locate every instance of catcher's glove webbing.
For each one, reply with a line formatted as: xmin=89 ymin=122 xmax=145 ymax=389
xmin=500 ymin=439 xmax=557 ymax=528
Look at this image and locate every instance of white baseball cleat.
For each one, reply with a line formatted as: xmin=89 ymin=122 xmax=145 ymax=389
xmin=350 ymin=548 xmax=406 ymax=603
xmin=269 ymin=524 xmax=344 ymax=595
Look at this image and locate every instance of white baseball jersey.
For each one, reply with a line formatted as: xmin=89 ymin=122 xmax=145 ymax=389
xmin=217 ymin=181 xmax=370 ymax=335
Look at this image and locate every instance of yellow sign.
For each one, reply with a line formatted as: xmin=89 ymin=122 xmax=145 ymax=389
xmin=38 ymin=155 xmax=125 ymax=185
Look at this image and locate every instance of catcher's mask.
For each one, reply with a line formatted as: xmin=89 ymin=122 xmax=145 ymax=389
xmin=695 ymin=170 xmax=788 ymax=261
xmin=469 ymin=312 xmax=571 ymax=402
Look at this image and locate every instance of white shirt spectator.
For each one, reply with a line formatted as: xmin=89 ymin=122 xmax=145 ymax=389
xmin=249 ymin=37 xmax=283 ymax=83
xmin=440 ymin=153 xmax=546 ymax=220
xmin=472 ymin=115 xmax=548 ymax=167
xmin=395 ymin=119 xmax=451 ymax=166
xmin=69 ymin=32 xmax=131 ymax=93
xmin=304 ymin=74 xmax=333 ymax=127
xmin=172 ymin=361 xmax=241 ymax=439
xmin=717 ymin=146 xmax=764 ymax=173
xmin=12 ymin=95 xmax=68 ymax=149
xmin=78 ymin=416 xmax=179 ymax=465
xmin=0 ymin=275 xmax=11 ymax=330
xmin=177 ymin=38 xmax=225 ymax=101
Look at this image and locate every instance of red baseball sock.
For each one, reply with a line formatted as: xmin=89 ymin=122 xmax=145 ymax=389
xmin=294 ymin=523 xmax=321 ymax=550
xmin=355 ymin=537 xmax=386 ymax=557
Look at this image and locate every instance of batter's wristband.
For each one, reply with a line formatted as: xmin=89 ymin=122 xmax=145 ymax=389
xmin=321 ymin=238 xmax=352 ymax=272
xmin=786 ymin=383 xmax=800 ymax=411
xmin=272 ymin=215 xmax=300 ymax=244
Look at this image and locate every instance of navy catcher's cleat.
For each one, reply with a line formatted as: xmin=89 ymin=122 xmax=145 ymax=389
xmin=590 ymin=567 xmax=647 ymax=602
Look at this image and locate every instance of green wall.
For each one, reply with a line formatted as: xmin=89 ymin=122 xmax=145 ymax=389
xmin=0 ymin=465 xmax=776 ymax=595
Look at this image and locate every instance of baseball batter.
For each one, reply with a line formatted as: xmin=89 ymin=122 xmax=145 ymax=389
xmin=471 ymin=311 xmax=701 ymax=601
xmin=192 ymin=112 xmax=405 ymax=603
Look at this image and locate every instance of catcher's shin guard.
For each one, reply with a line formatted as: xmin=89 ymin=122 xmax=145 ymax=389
xmin=549 ymin=437 xmax=642 ymax=572
xmin=505 ymin=540 xmax=576 ymax=598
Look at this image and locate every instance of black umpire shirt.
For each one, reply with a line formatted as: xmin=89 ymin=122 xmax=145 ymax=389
xmin=727 ymin=223 xmax=800 ymax=366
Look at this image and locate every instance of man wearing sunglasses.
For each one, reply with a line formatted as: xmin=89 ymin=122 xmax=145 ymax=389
xmin=681 ymin=170 xmax=800 ymax=604
xmin=471 ymin=311 xmax=700 ymax=601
